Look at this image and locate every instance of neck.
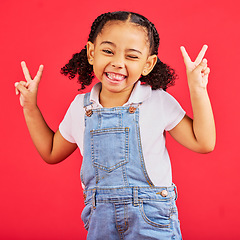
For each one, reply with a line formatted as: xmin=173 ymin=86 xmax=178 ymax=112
xmin=99 ymin=87 xmax=134 ymax=108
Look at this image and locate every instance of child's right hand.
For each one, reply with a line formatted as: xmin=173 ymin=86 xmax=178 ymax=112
xmin=15 ymin=61 xmax=43 ymax=110
xmin=15 ymin=61 xmax=78 ymax=164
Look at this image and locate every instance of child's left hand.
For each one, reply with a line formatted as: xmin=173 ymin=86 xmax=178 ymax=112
xmin=180 ymin=45 xmax=210 ymax=90
xmin=169 ymin=44 xmax=215 ymax=154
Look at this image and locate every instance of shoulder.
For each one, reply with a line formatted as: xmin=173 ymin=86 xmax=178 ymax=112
xmin=70 ymin=93 xmax=85 ymax=107
xmin=141 ymin=88 xmax=184 ymax=119
xmin=150 ymin=88 xmax=182 ymax=107
xmin=64 ymin=93 xmax=87 ymax=117
xmin=144 ymin=88 xmax=177 ymax=105
xmin=151 ymin=88 xmax=176 ymax=99
xmin=73 ymin=93 xmax=85 ymax=102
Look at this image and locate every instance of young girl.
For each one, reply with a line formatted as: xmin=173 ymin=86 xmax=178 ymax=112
xmin=15 ymin=11 xmax=215 ymax=240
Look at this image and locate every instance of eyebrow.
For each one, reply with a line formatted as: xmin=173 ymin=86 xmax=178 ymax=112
xmin=100 ymin=41 xmax=142 ymax=55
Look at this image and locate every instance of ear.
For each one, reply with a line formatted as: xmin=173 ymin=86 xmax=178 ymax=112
xmin=86 ymin=41 xmax=95 ymax=65
xmin=142 ymin=54 xmax=158 ymax=76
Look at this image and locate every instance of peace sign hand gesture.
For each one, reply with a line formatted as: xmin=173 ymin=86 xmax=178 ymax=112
xmin=15 ymin=61 xmax=44 ymax=109
xmin=180 ymin=45 xmax=210 ymax=90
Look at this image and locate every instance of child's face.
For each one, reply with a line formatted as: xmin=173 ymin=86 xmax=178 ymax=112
xmin=87 ymin=21 xmax=157 ymax=96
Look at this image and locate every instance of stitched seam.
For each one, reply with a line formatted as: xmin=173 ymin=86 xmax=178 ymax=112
xmin=114 ymin=203 xmax=128 ymax=238
xmin=84 ymin=185 xmax=176 ymax=191
xmin=122 ymin=164 xmax=129 ymax=186
xmin=139 ymin=201 xmax=170 ymax=229
xmin=83 ymin=205 xmax=94 ymax=230
xmin=135 ymin=109 xmax=154 ymax=186
xmin=95 ymin=197 xmax=173 ymax=203
xmin=91 ymin=128 xmax=129 ymax=172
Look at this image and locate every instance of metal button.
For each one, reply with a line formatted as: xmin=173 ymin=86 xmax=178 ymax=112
xmin=160 ymin=190 xmax=168 ymax=197
xmin=86 ymin=109 xmax=93 ymax=117
xmin=128 ymin=106 xmax=136 ymax=113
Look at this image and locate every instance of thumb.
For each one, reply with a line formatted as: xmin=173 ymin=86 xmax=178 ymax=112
xmin=15 ymin=82 xmax=28 ymax=95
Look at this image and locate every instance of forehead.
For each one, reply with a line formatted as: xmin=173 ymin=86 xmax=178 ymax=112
xmin=96 ymin=21 xmax=149 ymax=48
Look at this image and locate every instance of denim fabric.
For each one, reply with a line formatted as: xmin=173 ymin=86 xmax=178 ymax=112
xmin=81 ymin=92 xmax=182 ymax=239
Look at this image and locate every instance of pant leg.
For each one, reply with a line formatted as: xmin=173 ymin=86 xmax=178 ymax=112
xmin=82 ymin=202 xmax=122 ymax=240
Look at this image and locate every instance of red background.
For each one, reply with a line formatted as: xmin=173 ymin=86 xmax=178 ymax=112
xmin=1 ymin=0 xmax=239 ymax=239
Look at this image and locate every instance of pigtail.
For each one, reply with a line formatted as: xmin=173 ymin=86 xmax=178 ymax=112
xmin=60 ymin=12 xmax=114 ymax=90
xmin=60 ymin=46 xmax=94 ymax=90
xmin=139 ymin=19 xmax=176 ymax=91
xmin=140 ymin=58 xmax=176 ymax=91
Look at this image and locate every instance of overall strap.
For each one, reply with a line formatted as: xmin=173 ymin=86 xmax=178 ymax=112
xmin=83 ymin=92 xmax=92 ymax=108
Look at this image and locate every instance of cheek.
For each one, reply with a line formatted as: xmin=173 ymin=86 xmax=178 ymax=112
xmin=93 ymin=59 xmax=105 ymax=74
xmin=128 ymin=62 xmax=145 ymax=76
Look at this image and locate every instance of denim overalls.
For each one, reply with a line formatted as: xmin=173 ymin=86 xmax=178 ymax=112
xmin=81 ymin=92 xmax=182 ymax=240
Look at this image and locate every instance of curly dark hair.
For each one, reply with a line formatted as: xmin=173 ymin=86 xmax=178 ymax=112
xmin=60 ymin=11 xmax=176 ymax=91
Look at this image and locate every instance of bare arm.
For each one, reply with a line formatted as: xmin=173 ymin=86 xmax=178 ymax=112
xmin=15 ymin=62 xmax=77 ymax=163
xmin=169 ymin=45 xmax=216 ymax=153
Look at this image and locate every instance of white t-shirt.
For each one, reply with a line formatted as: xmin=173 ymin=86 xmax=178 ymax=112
xmin=59 ymin=81 xmax=185 ymax=187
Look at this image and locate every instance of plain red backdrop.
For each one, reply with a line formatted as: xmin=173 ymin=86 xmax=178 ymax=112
xmin=1 ymin=0 xmax=239 ymax=239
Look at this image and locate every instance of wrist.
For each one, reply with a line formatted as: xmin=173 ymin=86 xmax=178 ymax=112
xmin=189 ymin=84 xmax=208 ymax=96
xmin=23 ymin=105 xmax=39 ymax=117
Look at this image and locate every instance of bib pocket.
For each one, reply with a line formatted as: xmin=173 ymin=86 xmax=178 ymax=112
xmin=91 ymin=127 xmax=129 ymax=172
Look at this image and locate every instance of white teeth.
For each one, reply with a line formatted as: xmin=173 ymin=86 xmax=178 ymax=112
xmin=106 ymin=72 xmax=125 ymax=81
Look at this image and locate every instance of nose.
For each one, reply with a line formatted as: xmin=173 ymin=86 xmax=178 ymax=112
xmin=111 ymin=54 xmax=125 ymax=68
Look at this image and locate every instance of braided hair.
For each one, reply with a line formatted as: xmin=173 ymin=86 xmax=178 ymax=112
xmin=61 ymin=11 xmax=176 ymax=90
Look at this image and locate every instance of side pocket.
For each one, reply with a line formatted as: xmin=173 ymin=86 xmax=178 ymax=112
xmin=139 ymin=200 xmax=172 ymax=228
xmin=81 ymin=203 xmax=94 ymax=231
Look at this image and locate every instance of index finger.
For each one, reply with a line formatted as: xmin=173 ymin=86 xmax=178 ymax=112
xmin=180 ymin=46 xmax=192 ymax=67
xmin=21 ymin=61 xmax=32 ymax=82
xmin=195 ymin=45 xmax=208 ymax=65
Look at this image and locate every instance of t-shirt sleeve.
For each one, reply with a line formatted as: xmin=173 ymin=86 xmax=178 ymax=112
xmin=162 ymin=91 xmax=186 ymax=131
xmin=59 ymin=95 xmax=82 ymax=143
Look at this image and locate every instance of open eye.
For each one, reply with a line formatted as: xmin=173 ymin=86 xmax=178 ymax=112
xmin=102 ymin=49 xmax=113 ymax=55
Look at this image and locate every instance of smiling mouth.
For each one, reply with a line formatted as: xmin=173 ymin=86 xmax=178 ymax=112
xmin=105 ymin=72 xmax=127 ymax=81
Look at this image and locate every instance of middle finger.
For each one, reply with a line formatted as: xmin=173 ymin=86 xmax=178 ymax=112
xmin=195 ymin=45 xmax=208 ymax=65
